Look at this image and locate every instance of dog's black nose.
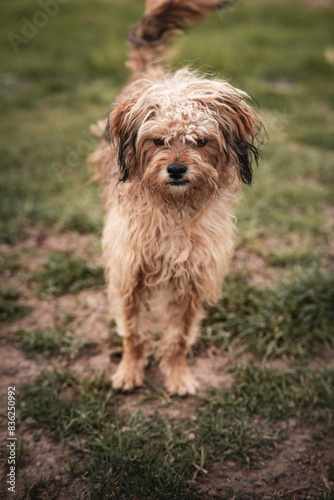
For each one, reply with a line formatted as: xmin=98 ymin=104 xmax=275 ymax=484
xmin=167 ymin=163 xmax=187 ymax=180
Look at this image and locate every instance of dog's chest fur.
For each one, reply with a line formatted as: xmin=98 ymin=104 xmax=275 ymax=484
xmin=103 ymin=188 xmax=236 ymax=306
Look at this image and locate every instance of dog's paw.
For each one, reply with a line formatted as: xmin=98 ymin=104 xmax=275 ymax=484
xmin=164 ymin=366 xmax=199 ymax=396
xmin=111 ymin=362 xmax=144 ymax=392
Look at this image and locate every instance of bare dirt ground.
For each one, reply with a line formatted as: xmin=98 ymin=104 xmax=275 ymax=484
xmin=200 ymin=431 xmax=333 ymax=499
xmin=1 ymin=228 xmax=333 ymax=499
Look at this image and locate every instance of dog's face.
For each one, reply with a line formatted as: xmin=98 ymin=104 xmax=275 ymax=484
xmin=106 ymin=70 xmax=262 ymax=207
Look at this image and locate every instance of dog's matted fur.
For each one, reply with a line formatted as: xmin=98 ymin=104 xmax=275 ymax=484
xmin=89 ymin=0 xmax=262 ymax=395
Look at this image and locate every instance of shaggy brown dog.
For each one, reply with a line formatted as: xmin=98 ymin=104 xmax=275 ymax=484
xmin=89 ymin=0 xmax=262 ymax=395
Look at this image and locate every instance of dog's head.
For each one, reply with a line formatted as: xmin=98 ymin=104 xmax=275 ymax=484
xmin=106 ymin=69 xmax=263 ymax=207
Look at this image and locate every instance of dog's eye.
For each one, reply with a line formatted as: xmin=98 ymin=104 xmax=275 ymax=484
xmin=153 ymin=138 xmax=165 ymax=146
xmin=195 ymin=138 xmax=208 ymax=147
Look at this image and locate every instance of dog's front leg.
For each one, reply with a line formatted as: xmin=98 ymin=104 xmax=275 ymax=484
xmin=159 ymin=292 xmax=203 ymax=396
xmin=111 ymin=286 xmax=147 ymax=391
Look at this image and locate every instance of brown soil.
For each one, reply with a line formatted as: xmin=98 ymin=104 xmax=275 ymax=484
xmin=199 ymin=428 xmax=334 ymax=499
xmin=0 ymin=229 xmax=333 ymax=499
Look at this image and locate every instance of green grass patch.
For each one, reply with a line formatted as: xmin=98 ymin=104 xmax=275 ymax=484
xmin=0 ymin=0 xmax=132 ymax=243
xmin=0 ymin=253 xmax=22 ymax=273
xmin=202 ymin=266 xmax=334 ymax=359
xmin=21 ymin=475 xmax=64 ymax=500
xmin=0 ymin=286 xmax=31 ymax=322
xmin=323 ymin=488 xmax=334 ymax=500
xmin=17 ymin=370 xmax=271 ymax=497
xmin=18 ymin=371 xmax=202 ymax=498
xmin=0 ymin=300 xmax=30 ymax=322
xmin=11 ymin=327 xmax=95 ymax=359
xmin=239 ymin=238 xmax=320 ymax=268
xmin=266 ymin=247 xmax=320 ymax=267
xmin=60 ymin=210 xmax=103 ymax=235
xmin=230 ymin=365 xmax=334 ymax=423
xmin=2 ymin=0 xmax=334 ymax=495
xmin=0 ymin=0 xmax=333 ymax=243
xmin=30 ymin=250 xmax=104 ymax=295
xmin=18 ymin=365 xmax=334 ymax=497
xmin=237 ymin=146 xmax=333 ymax=238
xmin=0 ymin=286 xmax=21 ymax=301
xmin=178 ymin=2 xmax=334 ymax=111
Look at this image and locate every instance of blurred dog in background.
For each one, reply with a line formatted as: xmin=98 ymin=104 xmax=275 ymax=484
xmin=89 ymin=0 xmax=262 ymax=395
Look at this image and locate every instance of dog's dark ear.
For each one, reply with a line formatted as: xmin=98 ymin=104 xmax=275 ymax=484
xmin=106 ymin=98 xmax=140 ymax=182
xmin=218 ymin=95 xmax=263 ymax=186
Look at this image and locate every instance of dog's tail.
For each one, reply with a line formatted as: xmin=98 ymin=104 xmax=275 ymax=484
xmin=127 ymin=0 xmax=234 ymax=76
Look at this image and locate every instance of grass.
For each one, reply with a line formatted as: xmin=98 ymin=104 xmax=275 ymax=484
xmin=2 ymin=437 xmax=26 ymax=469
xmin=0 ymin=253 xmax=21 ymax=273
xmin=18 ymin=365 xmax=334 ymax=497
xmin=0 ymin=0 xmax=135 ymax=243
xmin=0 ymin=1 xmax=333 ymax=244
xmin=0 ymin=286 xmax=20 ymax=301
xmin=21 ymin=475 xmax=64 ymax=500
xmin=30 ymin=250 xmax=104 ymax=295
xmin=18 ymin=371 xmax=202 ymax=498
xmin=230 ymin=365 xmax=334 ymax=423
xmin=202 ymin=266 xmax=334 ymax=359
xmin=266 ymin=247 xmax=319 ymax=267
xmin=1 ymin=0 xmax=333 ymax=497
xmin=0 ymin=286 xmax=31 ymax=322
xmin=10 ymin=327 xmax=96 ymax=359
